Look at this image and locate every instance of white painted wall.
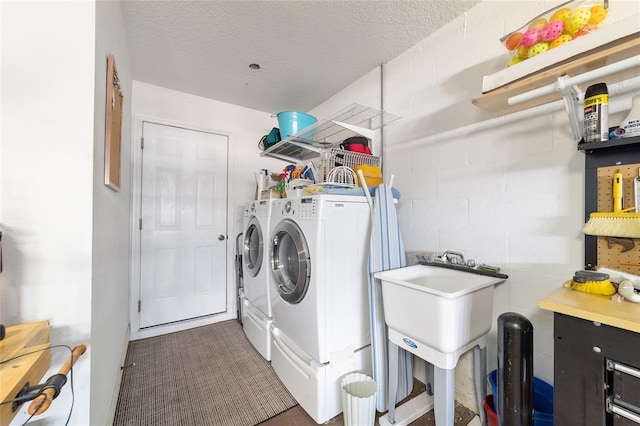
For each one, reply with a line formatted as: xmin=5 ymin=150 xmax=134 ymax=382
xmin=1 ymin=1 xmax=132 ymax=424
xmin=1 ymin=2 xmax=96 ymax=424
xmin=129 ymin=82 xmax=286 ymax=336
xmin=311 ymin=0 xmax=640 ymax=413
xmin=93 ymin=1 xmax=133 ymax=424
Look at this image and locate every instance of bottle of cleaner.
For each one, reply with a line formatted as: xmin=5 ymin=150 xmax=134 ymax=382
xmin=619 ymin=93 xmax=640 ymax=138
xmin=583 ymin=83 xmax=608 ymax=143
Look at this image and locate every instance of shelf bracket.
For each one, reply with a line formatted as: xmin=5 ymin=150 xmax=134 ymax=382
xmin=557 ymin=75 xmax=584 ymax=143
xmin=330 ymin=120 xmax=375 ymax=140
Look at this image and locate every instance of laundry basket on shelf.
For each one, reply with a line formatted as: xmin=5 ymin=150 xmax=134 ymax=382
xmin=320 ymin=148 xmax=380 ymax=184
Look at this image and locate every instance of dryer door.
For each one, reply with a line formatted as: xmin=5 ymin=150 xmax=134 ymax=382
xmin=270 ymin=219 xmax=310 ymax=304
xmin=243 ymin=217 xmax=263 ymax=278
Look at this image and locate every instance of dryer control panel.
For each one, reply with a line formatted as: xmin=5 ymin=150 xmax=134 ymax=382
xmin=296 ymin=197 xmax=319 ymax=219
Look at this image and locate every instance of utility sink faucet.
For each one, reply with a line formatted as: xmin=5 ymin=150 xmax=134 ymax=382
xmin=442 ymin=251 xmax=465 ymax=265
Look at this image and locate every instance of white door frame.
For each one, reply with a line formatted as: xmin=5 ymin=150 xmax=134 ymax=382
xmin=129 ymin=115 xmax=236 ymax=340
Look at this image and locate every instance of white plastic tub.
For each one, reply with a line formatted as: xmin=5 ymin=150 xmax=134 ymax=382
xmin=375 ymin=265 xmax=506 ymax=354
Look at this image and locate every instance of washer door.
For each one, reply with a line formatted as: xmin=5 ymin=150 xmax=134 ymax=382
xmin=243 ymin=217 xmax=263 ymax=278
xmin=270 ymin=219 xmax=310 ymax=304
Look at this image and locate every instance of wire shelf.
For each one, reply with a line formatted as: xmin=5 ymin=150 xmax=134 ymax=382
xmin=318 ymin=148 xmax=381 ymax=183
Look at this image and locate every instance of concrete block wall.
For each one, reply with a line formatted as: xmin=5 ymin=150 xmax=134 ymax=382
xmin=312 ymin=0 xmax=640 ymax=412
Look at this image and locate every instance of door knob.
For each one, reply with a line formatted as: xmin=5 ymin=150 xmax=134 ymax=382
xmin=218 ymin=234 xmax=226 ymax=241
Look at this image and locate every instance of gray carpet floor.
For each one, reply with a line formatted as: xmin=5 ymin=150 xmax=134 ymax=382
xmin=113 ymin=320 xmax=297 ymax=426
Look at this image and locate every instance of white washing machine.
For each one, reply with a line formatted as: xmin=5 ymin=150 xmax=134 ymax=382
xmin=240 ymin=199 xmax=274 ymax=360
xmin=268 ymin=194 xmax=373 ymax=423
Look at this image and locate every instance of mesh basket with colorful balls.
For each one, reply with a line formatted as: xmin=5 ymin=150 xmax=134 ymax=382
xmin=501 ymin=0 xmax=609 ymax=67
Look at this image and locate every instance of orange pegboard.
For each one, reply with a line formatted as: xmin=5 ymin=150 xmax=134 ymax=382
xmin=595 ymin=164 xmax=640 ymax=274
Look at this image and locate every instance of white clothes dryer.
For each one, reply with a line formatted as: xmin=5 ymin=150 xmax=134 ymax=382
xmin=268 ymin=194 xmax=372 ymax=363
xmin=241 ymin=199 xmax=274 ymax=360
xmin=267 ymin=194 xmax=373 ymax=422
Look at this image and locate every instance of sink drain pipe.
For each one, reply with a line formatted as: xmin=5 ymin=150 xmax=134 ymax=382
xmin=497 ymin=312 xmax=534 ymax=426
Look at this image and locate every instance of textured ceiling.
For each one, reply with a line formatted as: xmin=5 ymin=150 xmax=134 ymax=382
xmin=120 ymin=1 xmax=480 ymax=113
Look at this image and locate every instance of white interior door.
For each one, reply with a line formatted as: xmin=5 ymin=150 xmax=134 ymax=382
xmin=139 ymin=122 xmax=228 ymax=328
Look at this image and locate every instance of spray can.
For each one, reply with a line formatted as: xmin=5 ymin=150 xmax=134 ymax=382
xmin=583 ymin=83 xmax=608 ymax=143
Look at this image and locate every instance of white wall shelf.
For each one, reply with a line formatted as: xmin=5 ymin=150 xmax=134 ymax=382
xmin=260 ymin=103 xmax=400 ymax=164
xmin=472 ymin=32 xmax=640 ymax=115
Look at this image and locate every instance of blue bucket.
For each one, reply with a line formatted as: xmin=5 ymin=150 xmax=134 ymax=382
xmin=272 ymin=111 xmax=317 ymax=140
xmin=488 ymin=370 xmax=553 ymax=425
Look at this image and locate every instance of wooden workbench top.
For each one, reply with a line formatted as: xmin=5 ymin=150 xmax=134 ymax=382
xmin=0 ymin=320 xmax=51 ymax=426
xmin=540 ymin=287 xmax=640 ymax=333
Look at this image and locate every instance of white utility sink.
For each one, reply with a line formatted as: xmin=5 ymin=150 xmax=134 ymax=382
xmin=375 ymin=264 xmax=507 ymax=361
xmin=375 ymin=263 xmax=508 ymax=426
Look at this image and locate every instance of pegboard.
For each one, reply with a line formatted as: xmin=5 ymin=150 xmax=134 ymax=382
xmin=594 ymin=163 xmax=640 ymax=273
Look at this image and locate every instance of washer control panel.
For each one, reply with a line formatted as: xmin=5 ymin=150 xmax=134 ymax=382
xmin=254 ymin=199 xmax=269 ymax=214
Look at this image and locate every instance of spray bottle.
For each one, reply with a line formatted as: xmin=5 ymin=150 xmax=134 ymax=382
xmin=619 ymin=94 xmax=640 ymax=138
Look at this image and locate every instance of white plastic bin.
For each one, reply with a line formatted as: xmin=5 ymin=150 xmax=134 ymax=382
xmin=341 ymin=373 xmax=377 ymax=426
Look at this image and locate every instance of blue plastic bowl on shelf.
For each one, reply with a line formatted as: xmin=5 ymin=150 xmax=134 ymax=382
xmin=488 ymin=369 xmax=553 ymax=425
xmin=272 ymin=111 xmax=317 ymax=140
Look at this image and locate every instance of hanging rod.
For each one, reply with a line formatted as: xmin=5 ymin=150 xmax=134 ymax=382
xmin=508 ymin=54 xmax=640 ymax=142
xmin=508 ymin=55 xmax=640 ymax=106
